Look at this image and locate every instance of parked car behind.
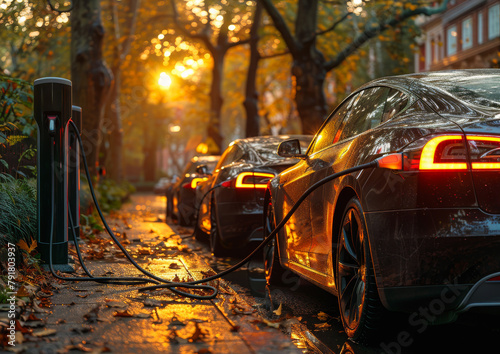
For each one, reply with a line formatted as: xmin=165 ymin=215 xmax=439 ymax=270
xmin=264 ymin=69 xmax=500 ymax=343
xmin=194 ymin=135 xmax=313 ymax=256
xmin=166 ymin=155 xmax=220 ymax=226
xmin=154 ymin=177 xmax=173 ymax=195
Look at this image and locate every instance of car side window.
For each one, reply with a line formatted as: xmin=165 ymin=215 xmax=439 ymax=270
xmin=382 ymin=89 xmax=408 ymax=122
xmin=339 ymin=87 xmax=390 ymax=141
xmin=309 ymin=95 xmax=357 ymax=154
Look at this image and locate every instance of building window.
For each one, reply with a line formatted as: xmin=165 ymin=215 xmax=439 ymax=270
xmin=447 ymin=25 xmax=457 ymax=55
xmin=488 ymin=4 xmax=500 ymax=40
xmin=478 ymin=12 xmax=483 ymax=44
xmin=462 ymin=17 xmax=473 ymax=50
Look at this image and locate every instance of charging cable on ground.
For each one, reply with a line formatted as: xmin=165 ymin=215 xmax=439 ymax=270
xmin=50 ymin=120 xmax=388 ymax=300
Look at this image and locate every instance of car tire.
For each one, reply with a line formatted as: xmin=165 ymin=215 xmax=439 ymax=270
xmin=264 ymin=203 xmax=285 ymax=286
xmin=166 ymin=189 xmax=173 ymax=220
xmin=336 ymin=197 xmax=385 ymax=344
xmin=194 ymin=208 xmax=208 ymax=242
xmin=209 ymin=199 xmax=226 ymax=256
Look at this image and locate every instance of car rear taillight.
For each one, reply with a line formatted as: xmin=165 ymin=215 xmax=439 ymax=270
xmin=487 ymin=275 xmax=500 ymax=282
xmin=222 ymin=172 xmax=275 ymax=189
xmin=407 ymin=134 xmax=500 ymax=171
xmin=183 ymin=177 xmax=208 ymax=189
xmin=236 ymin=172 xmax=274 ymax=189
xmin=419 ymin=135 xmax=468 ymax=170
xmin=468 ymin=135 xmax=500 ymax=170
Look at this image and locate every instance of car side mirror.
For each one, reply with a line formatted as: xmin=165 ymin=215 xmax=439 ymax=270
xmin=278 ymin=139 xmax=307 ymax=158
xmin=196 ymin=164 xmax=210 ymax=175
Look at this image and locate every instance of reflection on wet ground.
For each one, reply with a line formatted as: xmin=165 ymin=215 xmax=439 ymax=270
xmin=157 ymin=191 xmax=500 ymax=354
xmin=185 ymin=230 xmax=500 ymax=354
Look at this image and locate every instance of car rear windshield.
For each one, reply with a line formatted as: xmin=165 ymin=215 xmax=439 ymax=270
xmin=425 ymin=73 xmax=500 ymax=109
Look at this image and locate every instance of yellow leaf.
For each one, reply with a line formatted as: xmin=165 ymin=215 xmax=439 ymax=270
xmin=273 ymin=303 xmax=282 ymax=316
xmin=17 ymin=238 xmax=37 ymax=255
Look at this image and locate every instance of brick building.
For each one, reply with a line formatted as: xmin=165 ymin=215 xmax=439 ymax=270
xmin=415 ymin=0 xmax=500 ymax=72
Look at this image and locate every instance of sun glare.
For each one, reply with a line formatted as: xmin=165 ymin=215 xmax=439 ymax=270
xmin=158 ymin=72 xmax=172 ymax=88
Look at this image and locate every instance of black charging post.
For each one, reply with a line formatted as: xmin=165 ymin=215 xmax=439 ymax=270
xmin=34 ymin=77 xmax=73 ymax=271
xmin=69 ymin=105 xmax=82 ymax=241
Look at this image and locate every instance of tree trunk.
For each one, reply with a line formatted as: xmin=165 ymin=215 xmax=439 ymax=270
xmin=207 ymin=48 xmax=225 ymax=154
xmin=244 ymin=2 xmax=262 ymax=138
xmin=104 ymin=65 xmax=123 ymax=181
xmin=292 ymin=0 xmax=327 ymax=134
xmin=292 ymin=55 xmax=328 ymax=135
xmin=142 ymin=117 xmax=157 ymax=182
xmin=71 ymin=0 xmax=112 ymax=177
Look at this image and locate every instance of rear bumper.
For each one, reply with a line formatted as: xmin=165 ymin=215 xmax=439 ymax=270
xmin=216 ymin=201 xmax=263 ymax=247
xmin=178 ymin=188 xmax=196 ymax=222
xmin=379 ymin=273 xmax=500 ymax=324
xmin=365 ymin=208 xmax=500 ymax=315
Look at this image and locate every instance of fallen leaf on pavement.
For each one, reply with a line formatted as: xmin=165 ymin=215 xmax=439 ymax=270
xmin=104 ymin=299 xmax=127 ymax=308
xmin=317 ymin=311 xmax=329 ymax=321
xmin=314 ymin=322 xmax=331 ymax=329
xmin=113 ymin=310 xmax=133 ymax=317
xmin=273 ymin=303 xmax=282 ymax=316
xmin=261 ymin=318 xmax=281 ymax=329
xmin=32 ymin=328 xmax=57 ymax=337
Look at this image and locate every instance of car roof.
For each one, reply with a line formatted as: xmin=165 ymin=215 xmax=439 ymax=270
xmin=359 ymin=69 xmax=500 ymax=97
xmin=231 ymin=135 xmax=312 ymax=148
xmin=191 ymin=155 xmax=220 ymax=163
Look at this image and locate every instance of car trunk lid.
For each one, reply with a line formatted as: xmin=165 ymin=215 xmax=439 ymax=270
xmin=463 ymin=118 xmax=500 ymax=214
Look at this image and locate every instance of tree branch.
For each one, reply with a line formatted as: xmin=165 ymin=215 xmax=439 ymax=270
xmin=324 ymin=0 xmax=450 ymax=72
xmin=120 ymin=0 xmax=141 ymax=60
xmin=169 ymin=0 xmax=214 ymax=52
xmin=258 ymin=0 xmax=302 ymax=56
xmin=316 ymin=11 xmax=350 ymax=36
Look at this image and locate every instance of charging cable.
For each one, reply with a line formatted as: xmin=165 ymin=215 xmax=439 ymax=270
xmin=50 ymin=120 xmax=380 ymax=299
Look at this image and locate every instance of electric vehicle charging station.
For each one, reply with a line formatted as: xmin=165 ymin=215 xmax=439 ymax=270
xmin=34 ymin=77 xmax=73 ymax=270
xmin=69 ymin=105 xmax=82 ymax=241
xmin=31 ymin=77 xmax=402 ymax=300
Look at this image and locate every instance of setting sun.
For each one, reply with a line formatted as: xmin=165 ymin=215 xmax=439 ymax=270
xmin=158 ymin=72 xmax=172 ymax=88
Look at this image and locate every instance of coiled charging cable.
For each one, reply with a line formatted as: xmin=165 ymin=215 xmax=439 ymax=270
xmin=48 ymin=120 xmax=379 ymax=299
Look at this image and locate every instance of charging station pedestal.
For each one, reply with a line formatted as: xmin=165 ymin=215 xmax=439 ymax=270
xmin=34 ymin=77 xmax=73 ymax=271
xmin=69 ymin=106 xmax=82 ymax=241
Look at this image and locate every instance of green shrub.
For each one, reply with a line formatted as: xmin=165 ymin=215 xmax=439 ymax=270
xmin=0 ymin=174 xmax=37 ymax=246
xmin=80 ymin=176 xmax=135 ymax=215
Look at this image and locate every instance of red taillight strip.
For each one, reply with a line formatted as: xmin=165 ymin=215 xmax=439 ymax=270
xmin=190 ymin=177 xmax=208 ymax=189
xmin=467 ymin=135 xmax=500 ymax=170
xmin=235 ymin=172 xmax=274 ymax=189
xmin=419 ymin=135 xmax=467 ymax=170
xmin=487 ymin=275 xmax=500 ymax=282
xmin=419 ymin=135 xmax=500 ymax=171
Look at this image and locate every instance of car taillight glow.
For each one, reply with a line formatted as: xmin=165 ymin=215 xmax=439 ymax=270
xmin=468 ymin=135 xmax=500 ymax=170
xmin=190 ymin=177 xmax=208 ymax=189
xmin=487 ymin=275 xmax=500 ymax=282
xmin=417 ymin=135 xmax=500 ymax=171
xmin=235 ymin=172 xmax=274 ymax=189
xmin=419 ymin=135 xmax=467 ymax=170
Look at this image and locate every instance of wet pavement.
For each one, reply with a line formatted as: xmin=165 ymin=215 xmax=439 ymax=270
xmin=3 ymin=193 xmax=300 ymax=353
xmin=4 ymin=193 xmax=500 ymax=353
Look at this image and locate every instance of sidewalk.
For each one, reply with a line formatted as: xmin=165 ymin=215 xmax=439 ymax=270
xmin=3 ymin=193 xmax=301 ymax=353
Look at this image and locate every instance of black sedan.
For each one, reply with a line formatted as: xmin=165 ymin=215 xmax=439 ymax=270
xmin=264 ymin=69 xmax=500 ymax=343
xmin=195 ymin=135 xmax=312 ymax=256
xmin=167 ymin=155 xmax=219 ymax=226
